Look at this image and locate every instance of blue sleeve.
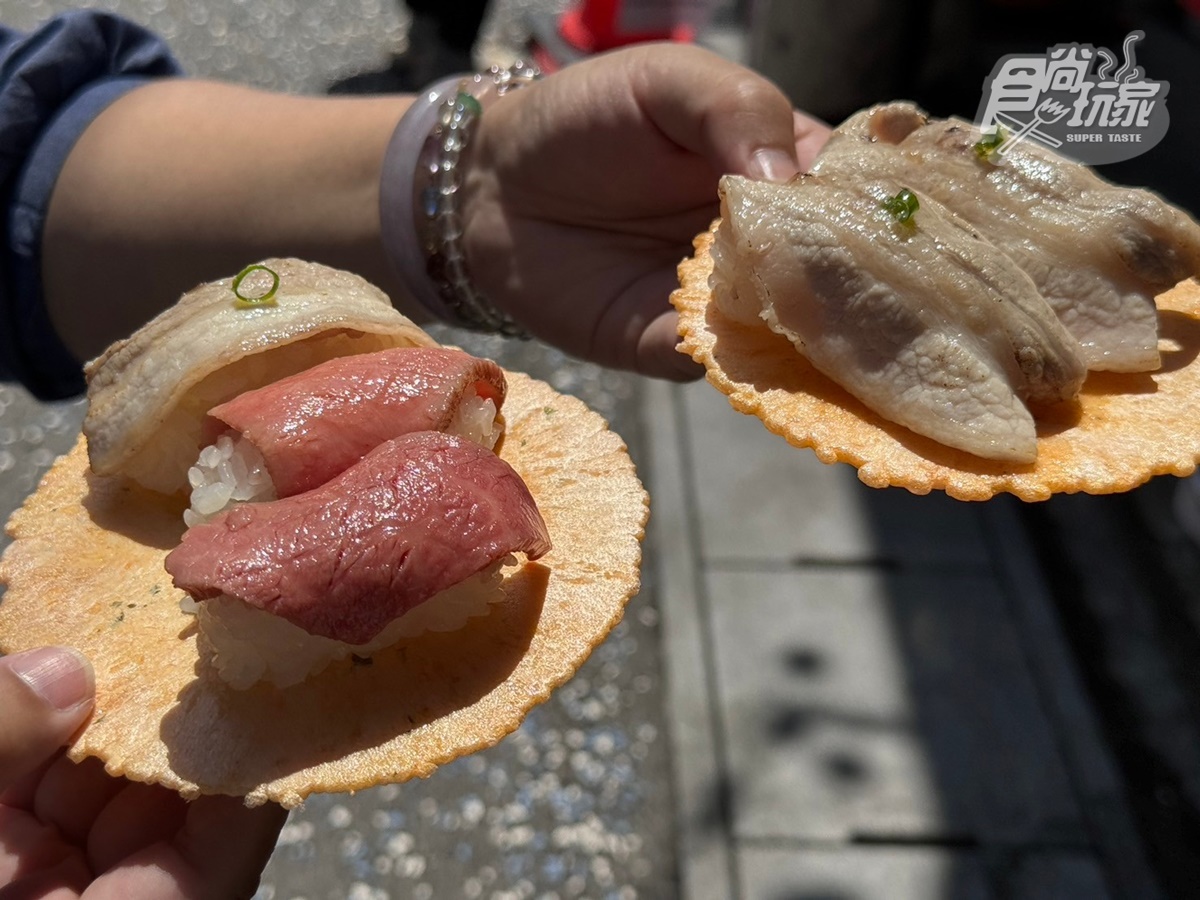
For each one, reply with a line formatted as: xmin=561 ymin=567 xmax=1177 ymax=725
xmin=1 ymin=11 xmax=183 ymax=400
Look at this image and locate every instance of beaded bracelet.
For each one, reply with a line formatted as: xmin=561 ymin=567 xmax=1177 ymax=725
xmin=380 ymin=63 xmax=541 ymax=337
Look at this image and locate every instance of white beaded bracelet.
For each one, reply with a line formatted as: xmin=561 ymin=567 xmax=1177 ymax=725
xmin=380 ymin=63 xmax=541 ymax=336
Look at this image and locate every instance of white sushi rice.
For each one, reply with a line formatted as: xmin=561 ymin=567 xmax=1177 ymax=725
xmin=447 ymin=388 xmax=502 ymax=449
xmin=190 ymin=558 xmax=512 ymax=690
xmin=183 ymin=431 xmax=276 ymax=528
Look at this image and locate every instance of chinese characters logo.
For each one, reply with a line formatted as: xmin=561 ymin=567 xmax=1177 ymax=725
xmin=975 ymin=31 xmax=1170 ymax=165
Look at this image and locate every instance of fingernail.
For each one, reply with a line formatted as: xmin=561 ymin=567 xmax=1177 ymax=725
xmin=6 ymin=647 xmax=93 ymax=711
xmin=747 ymin=148 xmax=799 ymax=183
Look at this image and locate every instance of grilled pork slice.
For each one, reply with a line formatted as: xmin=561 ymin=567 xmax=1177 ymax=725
xmin=712 ymin=174 xmax=1086 ymax=463
xmin=814 ymin=102 xmax=1200 ymax=372
xmin=200 ymin=347 xmax=506 ymax=500
xmin=82 ymin=258 xmax=437 ymax=496
xmin=165 ymin=431 xmax=551 ymax=645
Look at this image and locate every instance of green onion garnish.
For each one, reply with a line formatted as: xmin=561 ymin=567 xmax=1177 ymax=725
xmin=973 ymin=125 xmax=1006 ymax=161
xmin=882 ymin=188 xmax=920 ymax=224
xmin=232 ymin=264 xmax=280 ymax=308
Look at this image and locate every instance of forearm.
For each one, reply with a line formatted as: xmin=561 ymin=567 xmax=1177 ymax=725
xmin=42 ymin=79 xmax=423 ymax=363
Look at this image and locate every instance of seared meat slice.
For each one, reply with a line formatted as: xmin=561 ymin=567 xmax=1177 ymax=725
xmin=166 ymin=431 xmax=551 ymax=645
xmin=814 ymin=101 xmax=1200 ymax=372
xmin=203 ymin=347 xmax=507 ymax=498
xmin=712 ymin=174 xmax=1085 ymax=463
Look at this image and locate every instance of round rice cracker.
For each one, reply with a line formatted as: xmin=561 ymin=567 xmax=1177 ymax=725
xmin=0 ymin=371 xmax=647 ymax=808
xmin=673 ymin=225 xmax=1200 ymax=501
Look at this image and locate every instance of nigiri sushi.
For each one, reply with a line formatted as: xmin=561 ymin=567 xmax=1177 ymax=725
xmin=184 ymin=346 xmax=508 ymax=525
xmin=83 ymin=258 xmax=437 ymax=495
xmin=812 ymin=101 xmax=1200 ymax=373
xmin=708 ymin=101 xmax=1200 ymax=463
xmin=166 ymin=432 xmax=551 ymax=689
xmin=712 ymin=172 xmax=1085 ymax=462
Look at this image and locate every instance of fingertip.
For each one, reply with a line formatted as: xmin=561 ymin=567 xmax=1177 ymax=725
xmin=176 ymin=795 xmax=288 ymax=898
xmin=0 ymin=647 xmax=95 ymax=791
xmin=710 ymin=79 xmax=801 ymax=180
xmin=667 ymin=350 xmax=706 ymax=382
xmin=4 ymin=646 xmax=94 ymax=714
xmin=746 ymin=147 xmax=800 ymax=184
xmin=629 ymin=48 xmax=799 ymax=182
xmin=637 ymin=311 xmax=706 ymax=381
xmin=793 ymin=109 xmax=833 ymax=171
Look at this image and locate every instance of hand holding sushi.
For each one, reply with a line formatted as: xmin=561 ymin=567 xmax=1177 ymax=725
xmin=459 ymin=43 xmax=830 ymax=379
xmin=0 ymin=646 xmax=285 ymax=898
xmin=673 ymin=100 xmax=1200 ymax=499
xmin=0 ymin=258 xmax=649 ymax=806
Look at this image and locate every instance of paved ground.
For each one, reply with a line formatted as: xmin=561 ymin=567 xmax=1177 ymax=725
xmin=3 ymin=1 xmax=1200 ymax=898
xmin=647 ymin=378 xmax=1164 ymax=900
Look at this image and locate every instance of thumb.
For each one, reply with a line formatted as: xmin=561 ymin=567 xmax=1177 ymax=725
xmin=0 ymin=647 xmax=94 ymax=790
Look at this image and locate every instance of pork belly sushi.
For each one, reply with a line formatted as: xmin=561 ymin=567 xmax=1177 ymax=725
xmin=83 ymin=259 xmax=439 ymax=496
xmin=712 ymin=172 xmax=1086 ymax=462
xmin=813 ymin=102 xmax=1200 ymax=372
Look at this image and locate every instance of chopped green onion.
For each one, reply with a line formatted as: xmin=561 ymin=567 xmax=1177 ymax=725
xmin=973 ymin=125 xmax=1006 ymax=161
xmin=882 ymin=188 xmax=920 ymax=224
xmin=232 ymin=264 xmax=280 ymax=308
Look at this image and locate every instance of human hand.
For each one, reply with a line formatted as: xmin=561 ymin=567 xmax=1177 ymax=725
xmin=1 ymin=646 xmax=285 ymax=899
xmin=464 ymin=43 xmax=831 ymax=379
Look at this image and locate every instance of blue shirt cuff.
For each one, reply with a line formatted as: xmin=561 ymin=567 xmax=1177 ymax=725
xmin=8 ymin=76 xmax=156 ymax=399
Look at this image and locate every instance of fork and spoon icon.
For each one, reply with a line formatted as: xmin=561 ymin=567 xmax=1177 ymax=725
xmin=996 ymin=99 xmax=1072 ymax=155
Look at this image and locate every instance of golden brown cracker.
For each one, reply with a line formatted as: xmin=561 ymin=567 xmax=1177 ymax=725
xmin=0 ymin=371 xmax=647 ymax=807
xmin=673 ymin=224 xmax=1200 ymax=501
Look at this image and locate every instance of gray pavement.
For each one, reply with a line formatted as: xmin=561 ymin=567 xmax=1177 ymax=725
xmin=2 ymin=1 xmax=1199 ymax=898
xmin=647 ymin=378 xmax=1164 ymax=900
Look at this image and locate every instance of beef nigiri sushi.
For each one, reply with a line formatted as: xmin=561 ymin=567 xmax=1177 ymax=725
xmin=184 ymin=346 xmax=508 ymax=525
xmin=168 ymin=431 xmax=551 ymax=689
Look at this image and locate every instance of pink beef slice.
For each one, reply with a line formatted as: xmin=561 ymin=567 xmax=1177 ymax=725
xmin=203 ymin=347 xmax=506 ymax=497
xmin=165 ymin=431 xmax=550 ymax=644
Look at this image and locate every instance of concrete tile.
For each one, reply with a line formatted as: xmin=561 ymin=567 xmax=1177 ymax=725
xmin=739 ymin=847 xmax=1113 ymax=900
xmin=706 ymin=569 xmax=1084 ymax=845
xmin=0 ymin=389 xmax=85 ymax=557
xmin=681 ymin=380 xmax=869 ymax=562
xmin=643 ymin=381 xmax=735 ymax=900
xmin=681 ymin=381 xmax=989 ymax=567
xmin=1002 ymin=852 xmax=1114 ymax=900
xmin=738 ymin=846 xmax=992 ymax=900
xmin=981 ymin=500 xmax=1164 ymax=900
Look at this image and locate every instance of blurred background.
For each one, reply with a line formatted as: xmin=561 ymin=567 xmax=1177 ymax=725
xmin=2 ymin=1 xmax=1200 ymax=898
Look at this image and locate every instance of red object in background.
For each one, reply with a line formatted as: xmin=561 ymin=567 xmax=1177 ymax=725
xmin=560 ymin=0 xmax=696 ymax=52
xmin=529 ymin=0 xmax=698 ymax=71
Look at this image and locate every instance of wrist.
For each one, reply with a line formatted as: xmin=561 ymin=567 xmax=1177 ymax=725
xmin=379 ymin=64 xmax=541 ymax=337
xmin=378 ymin=75 xmax=462 ymax=325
